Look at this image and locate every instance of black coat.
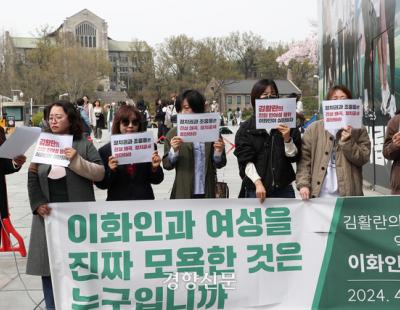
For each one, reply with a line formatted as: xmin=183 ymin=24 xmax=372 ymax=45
xmin=95 ymin=142 xmax=164 ymax=200
xmin=0 ymin=127 xmax=20 ymax=219
xmin=234 ymin=115 xmax=301 ymax=197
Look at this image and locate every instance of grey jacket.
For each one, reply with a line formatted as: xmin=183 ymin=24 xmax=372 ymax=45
xmin=26 ymin=138 xmax=103 ymax=276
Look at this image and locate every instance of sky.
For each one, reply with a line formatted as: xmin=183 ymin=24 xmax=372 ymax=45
xmin=0 ymin=0 xmax=317 ymax=47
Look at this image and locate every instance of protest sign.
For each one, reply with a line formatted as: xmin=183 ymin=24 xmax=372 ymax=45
xmin=177 ymin=113 xmax=220 ymax=143
xmin=45 ymin=197 xmax=400 ymax=309
xmin=31 ymin=133 xmax=72 ymax=167
xmin=322 ymin=99 xmax=363 ymax=131
xmin=111 ymin=131 xmax=154 ymax=165
xmin=0 ymin=126 xmax=41 ymax=159
xmin=255 ymin=98 xmax=296 ymax=130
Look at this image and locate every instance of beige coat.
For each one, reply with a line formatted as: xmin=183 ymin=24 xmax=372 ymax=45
xmin=296 ymin=120 xmax=371 ymax=197
xmin=383 ymin=114 xmax=400 ymax=194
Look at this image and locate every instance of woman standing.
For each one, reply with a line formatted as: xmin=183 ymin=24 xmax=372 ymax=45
xmin=296 ymin=85 xmax=371 ymax=199
xmin=383 ymin=111 xmax=400 ymax=194
xmin=234 ymin=79 xmax=302 ymax=203
xmin=93 ymin=99 xmax=105 ymax=142
xmin=96 ymin=105 xmax=163 ymax=200
xmin=162 ymin=90 xmax=226 ymax=199
xmin=26 ymin=101 xmax=105 ymax=309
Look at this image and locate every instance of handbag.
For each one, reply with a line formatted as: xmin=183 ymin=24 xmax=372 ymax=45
xmin=215 ymin=170 xmax=229 ymax=198
xmin=215 ymin=181 xmax=229 ymax=198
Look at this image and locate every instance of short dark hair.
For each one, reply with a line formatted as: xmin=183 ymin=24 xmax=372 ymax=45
xmin=326 ymin=85 xmax=353 ymax=100
xmin=181 ymin=90 xmax=205 ymax=113
xmin=46 ymin=100 xmax=83 ymax=140
xmin=76 ymin=98 xmax=84 ymax=107
xmin=111 ymin=105 xmax=144 ymax=134
xmin=250 ymin=79 xmax=279 ymax=108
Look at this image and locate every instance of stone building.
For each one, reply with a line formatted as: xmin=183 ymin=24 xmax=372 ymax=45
xmin=6 ymin=9 xmax=151 ymax=91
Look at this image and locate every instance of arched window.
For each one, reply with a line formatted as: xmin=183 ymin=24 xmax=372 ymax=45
xmin=75 ymin=22 xmax=97 ymax=48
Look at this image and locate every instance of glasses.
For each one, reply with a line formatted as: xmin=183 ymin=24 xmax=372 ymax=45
xmin=121 ymin=118 xmax=139 ymax=127
xmin=260 ymin=94 xmax=278 ymax=99
xmin=49 ymin=114 xmax=66 ymax=122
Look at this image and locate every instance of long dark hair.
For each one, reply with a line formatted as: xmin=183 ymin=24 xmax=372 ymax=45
xmin=250 ymin=79 xmax=279 ymax=108
xmin=180 ymin=90 xmax=205 ymax=113
xmin=111 ymin=105 xmax=144 ymax=134
xmin=46 ymin=100 xmax=83 ymax=140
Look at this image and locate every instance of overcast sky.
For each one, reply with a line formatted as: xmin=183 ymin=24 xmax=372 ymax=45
xmin=1 ymin=0 xmax=317 ymax=47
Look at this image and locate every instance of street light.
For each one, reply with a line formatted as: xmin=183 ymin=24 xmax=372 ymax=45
xmin=11 ymin=89 xmax=23 ymax=102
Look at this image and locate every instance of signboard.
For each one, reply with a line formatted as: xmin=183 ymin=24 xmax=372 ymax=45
xmin=45 ymin=197 xmax=400 ymax=308
xmin=177 ymin=113 xmax=220 ymax=143
xmin=322 ymin=99 xmax=363 ymax=131
xmin=0 ymin=126 xmax=41 ymax=159
xmin=31 ymin=133 xmax=73 ymax=167
xmin=255 ymin=98 xmax=296 ymax=130
xmin=110 ymin=131 xmax=154 ymax=165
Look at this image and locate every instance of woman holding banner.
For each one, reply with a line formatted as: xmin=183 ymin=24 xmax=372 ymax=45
xmin=96 ymin=105 xmax=163 ymax=200
xmin=234 ymin=79 xmax=302 ymax=203
xmin=26 ymin=101 xmax=104 ymax=309
xmin=162 ymin=90 xmax=226 ymax=199
xmin=296 ymin=85 xmax=371 ymax=199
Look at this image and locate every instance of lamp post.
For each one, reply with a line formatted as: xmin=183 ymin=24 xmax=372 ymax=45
xmin=11 ymin=89 xmax=23 ymax=102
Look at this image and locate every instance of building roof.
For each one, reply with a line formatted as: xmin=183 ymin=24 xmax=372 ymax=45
xmin=223 ymin=79 xmax=301 ymax=95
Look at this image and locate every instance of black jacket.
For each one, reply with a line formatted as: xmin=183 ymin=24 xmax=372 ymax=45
xmin=95 ymin=142 xmax=164 ymax=200
xmin=0 ymin=127 xmax=21 ymax=219
xmin=234 ymin=115 xmax=301 ymax=197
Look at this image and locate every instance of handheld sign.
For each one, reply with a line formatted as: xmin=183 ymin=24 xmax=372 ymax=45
xmin=322 ymin=99 xmax=362 ymax=131
xmin=111 ymin=131 xmax=154 ymax=165
xmin=255 ymin=98 xmax=297 ymax=130
xmin=0 ymin=126 xmax=41 ymax=159
xmin=32 ymin=133 xmax=73 ymax=167
xmin=177 ymin=113 xmax=220 ymax=143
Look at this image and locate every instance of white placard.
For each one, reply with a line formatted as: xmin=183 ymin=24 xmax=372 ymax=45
xmin=31 ymin=133 xmax=73 ymax=167
xmin=111 ymin=131 xmax=154 ymax=165
xmin=177 ymin=113 xmax=220 ymax=142
xmin=0 ymin=126 xmax=41 ymax=159
xmin=255 ymin=98 xmax=297 ymax=130
xmin=322 ymin=99 xmax=363 ymax=130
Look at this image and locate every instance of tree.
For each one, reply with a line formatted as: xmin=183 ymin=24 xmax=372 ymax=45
xmin=156 ymin=35 xmax=197 ymax=93
xmin=222 ymin=31 xmax=265 ymax=78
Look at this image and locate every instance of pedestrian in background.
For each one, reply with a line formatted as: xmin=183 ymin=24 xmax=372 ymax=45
xmin=93 ymin=99 xmax=105 ymax=142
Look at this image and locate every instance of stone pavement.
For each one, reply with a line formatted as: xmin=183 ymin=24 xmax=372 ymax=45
xmin=0 ymin=127 xmax=384 ymax=309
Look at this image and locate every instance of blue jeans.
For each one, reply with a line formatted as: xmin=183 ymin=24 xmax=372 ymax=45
xmin=245 ymin=184 xmax=295 ymax=199
xmin=42 ymin=276 xmax=55 ymax=309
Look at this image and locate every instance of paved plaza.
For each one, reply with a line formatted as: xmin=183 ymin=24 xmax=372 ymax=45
xmin=0 ymin=127 xmax=383 ymax=309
